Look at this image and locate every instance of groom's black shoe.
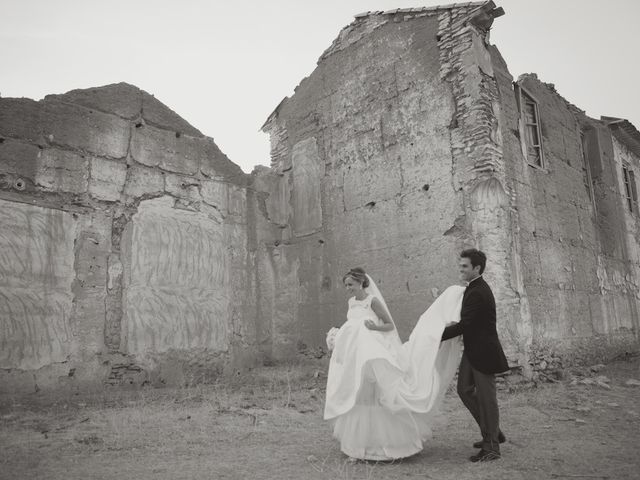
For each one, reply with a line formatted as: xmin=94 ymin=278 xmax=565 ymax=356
xmin=469 ymin=450 xmax=501 ymax=462
xmin=472 ymin=431 xmax=506 ymax=449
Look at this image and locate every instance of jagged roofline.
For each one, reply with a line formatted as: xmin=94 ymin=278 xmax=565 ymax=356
xmin=38 ymin=82 xmax=246 ymax=180
xmin=602 ymin=116 xmax=640 ymax=158
xmin=517 ymin=74 xmax=640 ymax=155
xmin=516 ymin=73 xmax=589 ymax=119
xmin=352 ymin=1 xmax=496 ymax=19
xmin=260 ymin=1 xmax=504 ymax=132
xmin=45 ymin=82 xmax=204 ymax=138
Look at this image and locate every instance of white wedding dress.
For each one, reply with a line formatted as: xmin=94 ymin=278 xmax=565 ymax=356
xmin=324 ymin=283 xmax=465 ymax=461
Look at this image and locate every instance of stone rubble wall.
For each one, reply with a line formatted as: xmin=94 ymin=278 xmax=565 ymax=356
xmin=436 ymin=6 xmax=532 ymax=369
xmin=0 ymin=84 xmax=260 ymax=393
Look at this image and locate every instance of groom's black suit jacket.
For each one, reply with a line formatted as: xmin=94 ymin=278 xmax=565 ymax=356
xmin=441 ymin=276 xmax=509 ymax=374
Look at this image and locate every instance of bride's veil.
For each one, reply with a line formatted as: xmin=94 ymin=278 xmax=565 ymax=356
xmin=364 ymin=274 xmax=401 ymax=340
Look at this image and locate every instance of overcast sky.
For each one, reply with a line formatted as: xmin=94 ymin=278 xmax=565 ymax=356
xmin=2 ymin=0 xmax=638 ymax=173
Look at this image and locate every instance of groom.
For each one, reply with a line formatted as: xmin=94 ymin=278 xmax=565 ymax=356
xmin=441 ymin=249 xmax=509 ymax=462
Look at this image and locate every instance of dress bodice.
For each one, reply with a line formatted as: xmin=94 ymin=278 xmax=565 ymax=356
xmin=347 ymin=294 xmax=378 ymax=324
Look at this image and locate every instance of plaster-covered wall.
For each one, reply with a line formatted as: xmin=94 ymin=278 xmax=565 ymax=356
xmin=0 ymin=84 xmax=258 ymax=392
xmin=492 ymin=68 xmax=640 ymax=367
xmin=605 ymin=136 xmax=640 ymax=335
xmin=0 ymin=201 xmax=78 ymax=370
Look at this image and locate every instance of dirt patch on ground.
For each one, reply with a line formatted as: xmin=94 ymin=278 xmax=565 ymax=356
xmin=1 ymin=355 xmax=639 ymax=480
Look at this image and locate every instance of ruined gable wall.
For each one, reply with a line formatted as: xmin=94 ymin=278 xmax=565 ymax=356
xmin=0 ymin=86 xmax=259 ymax=392
xmin=258 ymin=4 xmax=530 ymax=362
xmin=259 ymin=11 xmax=461 ymax=356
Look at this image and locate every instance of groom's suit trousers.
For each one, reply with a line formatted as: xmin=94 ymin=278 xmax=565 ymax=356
xmin=457 ymin=353 xmax=501 ymax=453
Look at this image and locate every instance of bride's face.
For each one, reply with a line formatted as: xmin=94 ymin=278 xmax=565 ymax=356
xmin=344 ymin=277 xmax=363 ymax=295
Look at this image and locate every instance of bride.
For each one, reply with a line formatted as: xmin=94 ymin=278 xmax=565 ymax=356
xmin=324 ymin=267 xmax=464 ymax=461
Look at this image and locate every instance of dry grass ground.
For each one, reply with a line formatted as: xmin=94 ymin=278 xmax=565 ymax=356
xmin=1 ymin=354 xmax=639 ymax=480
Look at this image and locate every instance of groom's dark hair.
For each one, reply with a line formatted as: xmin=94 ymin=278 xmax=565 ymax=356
xmin=460 ymin=248 xmax=487 ymax=275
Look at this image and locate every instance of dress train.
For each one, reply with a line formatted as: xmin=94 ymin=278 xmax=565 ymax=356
xmin=324 ymin=285 xmax=465 ymax=460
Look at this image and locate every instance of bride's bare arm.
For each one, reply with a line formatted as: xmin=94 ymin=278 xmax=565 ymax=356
xmin=366 ymin=298 xmax=395 ymax=331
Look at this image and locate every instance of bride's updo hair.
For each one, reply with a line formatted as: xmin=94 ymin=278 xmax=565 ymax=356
xmin=343 ymin=267 xmax=370 ymax=288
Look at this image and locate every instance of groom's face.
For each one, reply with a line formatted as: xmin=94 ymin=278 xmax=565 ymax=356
xmin=458 ymin=257 xmax=480 ymax=282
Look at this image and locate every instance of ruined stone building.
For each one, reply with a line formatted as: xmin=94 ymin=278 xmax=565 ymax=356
xmin=1 ymin=1 xmax=639 ymax=392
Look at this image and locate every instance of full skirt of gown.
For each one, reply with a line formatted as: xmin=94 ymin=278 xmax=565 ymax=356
xmin=324 ymin=285 xmax=465 ymax=460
